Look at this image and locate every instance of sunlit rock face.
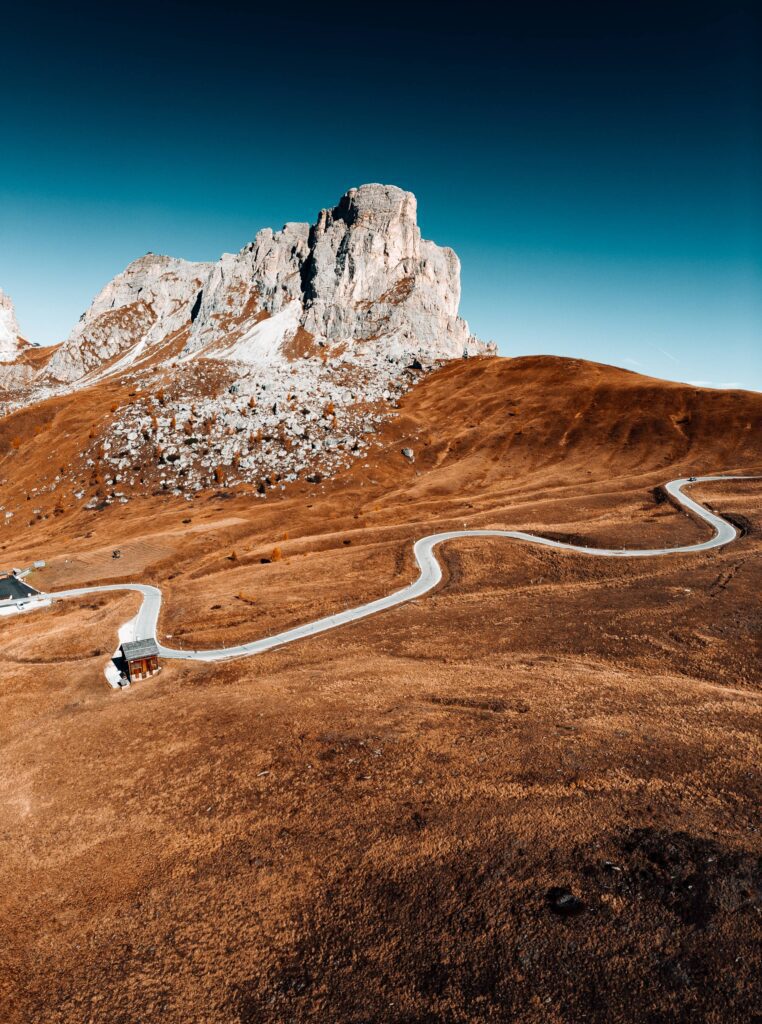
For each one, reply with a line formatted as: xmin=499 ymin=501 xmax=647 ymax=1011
xmin=180 ymin=183 xmax=487 ymax=362
xmin=46 ymin=254 xmax=213 ymax=382
xmin=299 ymin=184 xmax=478 ymax=358
xmin=180 ymin=223 xmax=311 ymax=357
xmin=41 ymin=184 xmax=490 ymax=384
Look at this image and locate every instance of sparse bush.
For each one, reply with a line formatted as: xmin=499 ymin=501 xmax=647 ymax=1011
xmin=271 ymin=546 xmax=282 ymax=562
xmin=213 ymin=465 xmax=224 ymax=484
xmin=229 ymin=550 xmax=238 ymax=561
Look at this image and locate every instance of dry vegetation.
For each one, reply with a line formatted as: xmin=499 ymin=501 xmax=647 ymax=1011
xmin=1 ymin=356 xmax=761 ymax=1023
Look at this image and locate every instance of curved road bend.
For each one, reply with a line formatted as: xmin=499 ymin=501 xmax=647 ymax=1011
xmin=29 ymin=474 xmax=759 ymax=663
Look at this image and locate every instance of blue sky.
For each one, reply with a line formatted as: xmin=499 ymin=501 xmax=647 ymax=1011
xmin=1 ymin=1 xmax=759 ymax=389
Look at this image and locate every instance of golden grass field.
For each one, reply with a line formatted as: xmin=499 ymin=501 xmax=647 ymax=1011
xmin=1 ymin=356 xmax=760 ymax=1022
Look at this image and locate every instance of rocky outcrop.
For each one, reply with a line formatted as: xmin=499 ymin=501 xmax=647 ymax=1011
xmin=46 ymin=254 xmax=213 ymax=382
xmin=0 ymin=290 xmax=22 ymax=363
xmin=41 ymin=184 xmax=490 ymax=385
xmin=180 ymin=184 xmax=485 ymax=362
xmin=182 ymin=223 xmax=310 ymax=356
xmin=299 ymin=184 xmax=475 ymax=358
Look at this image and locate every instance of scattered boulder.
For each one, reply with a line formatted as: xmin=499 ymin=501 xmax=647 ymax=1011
xmin=401 ymin=447 xmax=415 ymax=462
xmin=546 ymin=887 xmax=585 ymax=916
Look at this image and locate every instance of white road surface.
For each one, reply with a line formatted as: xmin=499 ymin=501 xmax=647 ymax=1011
xmin=5 ymin=475 xmax=757 ymax=666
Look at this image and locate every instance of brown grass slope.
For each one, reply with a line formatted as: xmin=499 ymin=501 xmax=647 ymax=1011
xmin=1 ymin=356 xmax=761 ymax=1024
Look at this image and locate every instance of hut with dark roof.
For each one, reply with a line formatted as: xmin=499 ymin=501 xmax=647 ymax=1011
xmin=120 ymin=639 xmax=160 ymax=682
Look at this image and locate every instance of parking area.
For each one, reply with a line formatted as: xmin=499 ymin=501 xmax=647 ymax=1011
xmin=0 ymin=575 xmax=38 ymax=601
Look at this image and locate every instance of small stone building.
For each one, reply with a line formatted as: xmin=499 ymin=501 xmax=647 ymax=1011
xmin=120 ymin=639 xmax=160 ymax=682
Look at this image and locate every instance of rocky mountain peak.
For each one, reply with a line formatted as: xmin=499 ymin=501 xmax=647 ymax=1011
xmin=299 ymin=184 xmax=463 ymax=353
xmin=45 ymin=254 xmax=213 ymax=382
xmin=325 ymin=182 xmax=416 ymax=229
xmin=0 ymin=186 xmax=498 ymax=503
xmin=40 ymin=183 xmax=489 ymax=381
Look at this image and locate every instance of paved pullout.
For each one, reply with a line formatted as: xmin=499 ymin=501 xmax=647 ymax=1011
xmin=9 ymin=475 xmax=758 ymax=664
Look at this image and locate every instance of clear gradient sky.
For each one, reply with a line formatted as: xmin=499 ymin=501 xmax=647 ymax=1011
xmin=1 ymin=1 xmax=760 ymax=389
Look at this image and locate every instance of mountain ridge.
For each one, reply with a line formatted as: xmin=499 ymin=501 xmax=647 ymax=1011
xmin=5 ymin=184 xmax=492 ymax=398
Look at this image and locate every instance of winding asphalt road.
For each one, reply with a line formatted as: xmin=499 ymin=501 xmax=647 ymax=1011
xmin=6 ymin=475 xmax=757 ymax=663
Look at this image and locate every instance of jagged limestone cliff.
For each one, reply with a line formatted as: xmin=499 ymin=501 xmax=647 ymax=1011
xmin=44 ymin=184 xmax=492 ymax=383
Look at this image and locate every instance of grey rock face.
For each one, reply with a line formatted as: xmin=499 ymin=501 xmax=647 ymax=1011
xmin=180 ymin=183 xmax=488 ymax=361
xmin=47 ymin=254 xmax=213 ymax=382
xmin=299 ymin=184 xmax=475 ymax=358
xmin=183 ymin=222 xmax=310 ymax=355
xmin=33 ymin=184 xmax=494 ymax=390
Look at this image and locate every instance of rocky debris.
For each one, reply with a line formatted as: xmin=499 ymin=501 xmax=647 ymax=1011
xmin=86 ymin=346 xmax=427 ymax=497
xmin=0 ymin=290 xmax=22 ymax=363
